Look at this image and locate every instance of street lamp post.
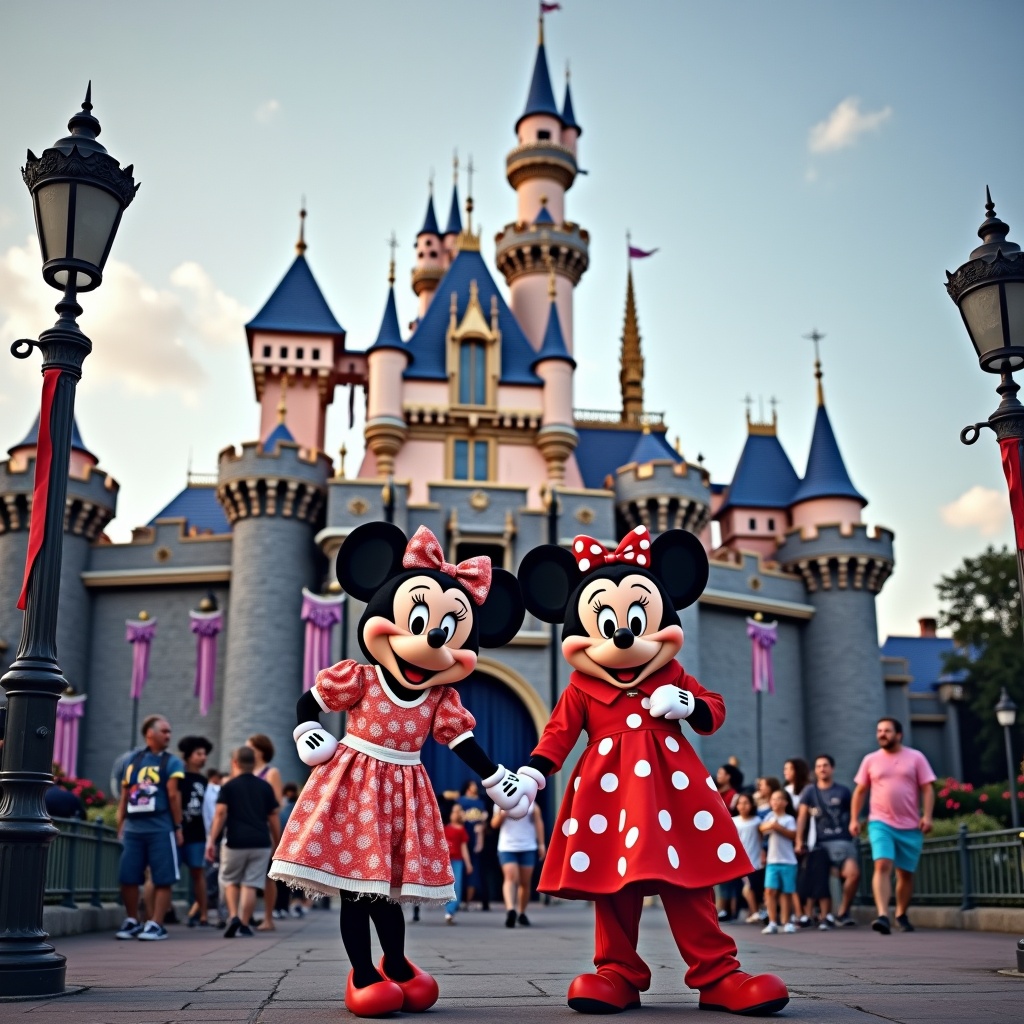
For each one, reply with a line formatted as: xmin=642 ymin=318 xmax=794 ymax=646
xmin=995 ymin=688 xmax=1020 ymax=831
xmin=0 ymin=86 xmax=137 ymax=998
xmin=947 ymin=190 xmax=1024 ymax=973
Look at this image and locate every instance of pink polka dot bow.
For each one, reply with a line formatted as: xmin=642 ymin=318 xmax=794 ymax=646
xmin=402 ymin=525 xmax=492 ymax=604
xmin=572 ymin=524 xmax=652 ymax=574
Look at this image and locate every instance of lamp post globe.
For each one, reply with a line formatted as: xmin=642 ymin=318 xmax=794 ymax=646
xmin=0 ymin=87 xmax=136 ymax=999
xmin=996 ymin=687 xmax=1018 ymax=729
xmin=994 ymin=688 xmax=1020 ymax=833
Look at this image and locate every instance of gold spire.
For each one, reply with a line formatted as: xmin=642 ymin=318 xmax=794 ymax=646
xmin=546 ymin=252 xmax=557 ymax=300
xmin=538 ymin=9 xmax=544 ymax=45
xmin=337 ymin=442 xmax=347 ymax=479
xmin=277 ymin=374 xmax=288 ymax=424
xmin=619 ymin=268 xmax=644 ymax=424
xmin=452 ymin=149 xmax=459 ymax=186
xmin=296 ymin=202 xmax=307 ymax=255
xmin=387 ymin=231 xmax=397 ymax=286
xmin=804 ymin=328 xmax=826 ymax=406
xmin=457 ymin=155 xmax=480 ymax=251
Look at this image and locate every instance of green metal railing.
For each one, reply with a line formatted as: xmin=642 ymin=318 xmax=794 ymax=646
xmin=856 ymin=825 xmax=1024 ymax=909
xmin=45 ymin=817 xmax=189 ymax=906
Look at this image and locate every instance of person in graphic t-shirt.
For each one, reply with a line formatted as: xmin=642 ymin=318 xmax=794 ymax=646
xmin=850 ymin=718 xmax=936 ymax=936
xmin=178 ymin=736 xmax=213 ymax=927
xmin=115 ymin=715 xmax=185 ymax=942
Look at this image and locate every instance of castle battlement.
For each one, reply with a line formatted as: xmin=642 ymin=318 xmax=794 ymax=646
xmin=615 ymin=459 xmax=712 ymax=537
xmin=775 ymin=522 xmax=894 ymax=595
xmin=495 ymin=221 xmax=590 ymax=287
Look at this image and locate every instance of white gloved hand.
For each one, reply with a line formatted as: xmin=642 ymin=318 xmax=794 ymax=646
xmin=293 ymin=721 xmax=339 ymax=766
xmin=648 ymin=684 xmax=695 ymax=721
xmin=483 ymin=765 xmax=544 ymax=819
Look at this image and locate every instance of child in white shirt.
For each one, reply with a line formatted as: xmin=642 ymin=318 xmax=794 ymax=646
xmin=759 ymin=789 xmax=797 ymax=934
xmin=732 ymin=793 xmax=765 ymax=924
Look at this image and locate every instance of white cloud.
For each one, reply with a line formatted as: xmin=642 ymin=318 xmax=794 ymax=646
xmin=941 ymin=485 xmax=1009 ymax=538
xmin=808 ymin=97 xmax=892 ymax=154
xmin=0 ymin=238 xmax=250 ymax=402
xmin=255 ymin=99 xmax=281 ymax=123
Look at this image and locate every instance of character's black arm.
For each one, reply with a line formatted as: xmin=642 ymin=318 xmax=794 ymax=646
xmin=689 ymin=698 xmax=713 ymax=733
xmin=450 ymin=736 xmax=499 ymax=780
xmin=296 ymin=689 xmax=322 ymax=728
xmin=527 ymin=754 xmax=556 ymax=776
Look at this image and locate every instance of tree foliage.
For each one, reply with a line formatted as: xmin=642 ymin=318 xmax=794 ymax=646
xmin=937 ymin=545 xmax=1024 ymax=782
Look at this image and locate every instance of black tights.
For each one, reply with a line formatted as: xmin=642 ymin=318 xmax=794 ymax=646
xmin=339 ymin=891 xmax=414 ymax=988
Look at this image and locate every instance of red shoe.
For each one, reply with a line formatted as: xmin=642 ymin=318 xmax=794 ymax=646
xmin=567 ymin=971 xmax=642 ymax=1014
xmin=698 ymin=971 xmax=789 ymax=1016
xmin=344 ymin=969 xmax=404 ymax=1017
xmin=378 ymin=957 xmax=440 ymax=1012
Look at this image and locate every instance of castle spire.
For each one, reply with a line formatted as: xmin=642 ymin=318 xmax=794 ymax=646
xmin=805 ymin=328 xmax=825 ymax=406
xmin=370 ymin=235 xmax=404 ymax=351
xmin=562 ymin=63 xmax=582 ymax=137
xmin=417 ymin=184 xmax=440 ymax=237
xmin=295 ymin=202 xmax=307 ymax=255
xmin=516 ymin=17 xmax=561 ymax=132
xmin=620 ymin=267 xmax=644 ymax=423
xmin=445 ymin=150 xmax=462 ymax=236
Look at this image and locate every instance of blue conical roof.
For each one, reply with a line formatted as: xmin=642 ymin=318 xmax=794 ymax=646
xmin=791 ymin=404 xmax=866 ymax=505
xmin=627 ymin=430 xmax=675 ymax=465
xmin=9 ymin=413 xmax=94 ymax=459
xmin=418 ymin=194 xmax=440 ymax=237
xmin=246 ymin=255 xmax=345 ymax=336
xmin=562 ymin=80 xmax=581 ymax=135
xmin=262 ymin=421 xmax=295 ymax=450
xmin=516 ymin=41 xmax=562 ymax=132
xmin=444 ymin=185 xmax=462 ymax=236
xmin=717 ymin=431 xmax=800 ymax=514
xmin=368 ymin=285 xmax=408 ymax=355
xmin=534 ymin=203 xmax=555 ymax=225
xmin=532 ymin=300 xmax=575 ymax=370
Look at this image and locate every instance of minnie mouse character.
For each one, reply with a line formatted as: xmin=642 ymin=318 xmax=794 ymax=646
xmin=269 ymin=522 xmax=535 ymax=1017
xmin=513 ymin=526 xmax=789 ymax=1016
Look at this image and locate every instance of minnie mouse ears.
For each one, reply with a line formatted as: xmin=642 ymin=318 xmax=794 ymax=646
xmin=336 ymin=522 xmax=408 ymax=602
xmin=517 ymin=528 xmax=709 ymax=623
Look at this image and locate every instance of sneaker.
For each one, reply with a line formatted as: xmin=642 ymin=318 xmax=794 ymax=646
xmin=223 ymin=916 xmax=241 ymax=938
xmin=836 ymin=912 xmax=857 ymax=927
xmin=518 ymin=913 xmax=531 ymax=927
xmin=115 ymin=917 xmax=143 ymax=940
xmin=819 ymin=915 xmax=836 ymax=930
xmin=137 ymin=921 xmax=168 ymax=941
xmin=783 ymin=922 xmax=797 ymax=934
xmin=506 ymin=910 xmax=517 ymax=928
xmin=745 ymin=912 xmax=762 ymax=924
xmin=797 ymin=915 xmax=812 ymax=928
xmin=757 ymin=908 xmax=769 ymax=922
xmin=291 ymin=905 xmax=306 ymax=918
xmin=718 ymin=909 xmax=730 ymax=921
xmin=237 ymin=923 xmax=255 ymax=937
xmin=444 ymin=913 xmax=455 ymax=925
xmin=896 ymin=914 xmax=915 ymax=933
xmin=761 ymin=922 xmax=779 ymax=934
xmin=871 ymin=915 xmax=891 ymax=935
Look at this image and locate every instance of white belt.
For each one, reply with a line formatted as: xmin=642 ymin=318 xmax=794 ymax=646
xmin=340 ymin=733 xmax=422 ymax=765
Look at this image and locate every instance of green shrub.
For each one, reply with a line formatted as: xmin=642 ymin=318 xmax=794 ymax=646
xmin=932 ymin=776 xmax=1024 ymax=828
xmin=929 ymin=812 xmax=1005 ymax=837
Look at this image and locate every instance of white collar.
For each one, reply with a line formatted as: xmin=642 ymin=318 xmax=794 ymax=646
xmin=375 ymin=664 xmax=430 ymax=707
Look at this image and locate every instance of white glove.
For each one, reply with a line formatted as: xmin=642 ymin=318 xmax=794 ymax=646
xmin=648 ymin=684 xmax=695 ymax=721
xmin=483 ymin=765 xmax=545 ymax=819
xmin=293 ymin=721 xmax=339 ymax=767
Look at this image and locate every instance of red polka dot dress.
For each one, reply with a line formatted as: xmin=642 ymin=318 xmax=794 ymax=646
xmin=269 ymin=661 xmax=475 ymax=905
xmin=534 ymin=662 xmax=751 ymax=900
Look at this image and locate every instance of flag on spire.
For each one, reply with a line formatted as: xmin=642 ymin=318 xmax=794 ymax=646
xmin=628 ymin=245 xmax=659 ymax=259
xmin=541 ymin=2 xmax=562 ymax=11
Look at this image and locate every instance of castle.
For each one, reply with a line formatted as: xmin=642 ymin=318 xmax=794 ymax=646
xmin=0 ymin=17 xmax=961 ymax=800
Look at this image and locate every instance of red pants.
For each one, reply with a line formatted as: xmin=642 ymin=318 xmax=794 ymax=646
xmin=593 ymin=883 xmax=739 ymax=991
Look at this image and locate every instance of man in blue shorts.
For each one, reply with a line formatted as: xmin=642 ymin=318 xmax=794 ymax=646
xmin=116 ymin=714 xmax=185 ymax=940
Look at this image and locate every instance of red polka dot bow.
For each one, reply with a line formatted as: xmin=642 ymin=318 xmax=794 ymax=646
xmin=402 ymin=525 xmax=492 ymax=605
xmin=572 ymin=525 xmax=652 ymax=574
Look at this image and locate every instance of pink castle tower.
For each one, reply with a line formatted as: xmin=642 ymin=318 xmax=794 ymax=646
xmin=495 ymin=14 xmax=589 ymax=353
xmin=245 ymin=209 xmax=365 ymax=454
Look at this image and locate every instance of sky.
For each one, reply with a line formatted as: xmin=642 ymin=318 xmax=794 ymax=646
xmin=1 ymin=0 xmax=1023 ymax=644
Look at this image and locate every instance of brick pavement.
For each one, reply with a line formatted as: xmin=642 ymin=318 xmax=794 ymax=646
xmin=2 ymin=902 xmax=1021 ymax=1023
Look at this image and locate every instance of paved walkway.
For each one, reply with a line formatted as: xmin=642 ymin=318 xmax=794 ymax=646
xmin=4 ymin=902 xmax=1021 ymax=1023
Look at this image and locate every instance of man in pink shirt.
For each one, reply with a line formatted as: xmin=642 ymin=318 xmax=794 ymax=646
xmin=850 ymin=718 xmax=936 ymax=935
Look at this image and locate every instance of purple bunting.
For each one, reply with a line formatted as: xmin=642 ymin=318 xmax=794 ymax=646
xmin=126 ymin=619 xmax=158 ymax=701
xmin=54 ymin=694 xmax=86 ymax=777
xmin=746 ymin=617 xmax=778 ymax=695
xmin=301 ymin=588 xmax=345 ymax=692
xmin=190 ymin=610 xmax=223 ymax=716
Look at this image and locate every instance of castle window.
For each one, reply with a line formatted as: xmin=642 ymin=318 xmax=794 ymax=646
xmin=768 ymin=517 xmax=776 ymax=531
xmin=262 ymin=345 xmax=271 ymax=358
xmin=279 ymin=346 xmax=288 ymax=358
xmin=537 ymin=129 xmax=552 ymax=140
xmin=453 ymin=439 xmax=490 ymax=482
xmin=459 ymin=341 xmax=487 ymax=405
xmin=312 ymin=348 xmax=321 ymax=360
xmin=748 ymin=517 xmax=757 ymax=530
xmin=296 ymin=347 xmax=304 ymax=359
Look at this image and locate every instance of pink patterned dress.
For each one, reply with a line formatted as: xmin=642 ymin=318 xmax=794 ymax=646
xmin=268 ymin=661 xmax=476 ymax=904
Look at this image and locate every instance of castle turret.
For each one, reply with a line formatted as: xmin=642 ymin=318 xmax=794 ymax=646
xmin=412 ymin=187 xmax=445 ymax=318
xmin=714 ymin=409 xmax=799 ymax=559
xmin=0 ymin=417 xmax=118 ymax=689
xmin=495 ymin=15 xmax=588 ymax=352
xmin=216 ymin=440 xmax=331 ymax=783
xmin=531 ymin=269 xmax=577 ymax=483
xmin=365 ymin=253 xmax=410 ymax=477
xmin=245 ymin=209 xmax=362 ymax=453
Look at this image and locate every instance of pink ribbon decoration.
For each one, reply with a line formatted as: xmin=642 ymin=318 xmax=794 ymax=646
xmin=301 ymin=588 xmax=345 ymax=692
xmin=746 ymin=617 xmax=778 ymax=695
xmin=126 ymin=619 xmax=158 ymax=700
xmin=189 ymin=610 xmax=223 ymax=716
xmin=54 ymin=693 xmax=87 ymax=777
xmin=402 ymin=525 xmax=492 ymax=605
xmin=571 ymin=524 xmax=652 ymax=574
